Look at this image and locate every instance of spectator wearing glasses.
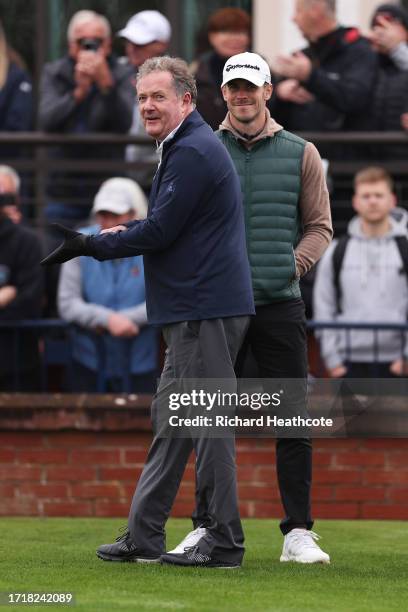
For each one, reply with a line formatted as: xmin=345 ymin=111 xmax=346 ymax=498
xmin=38 ymin=10 xmax=134 ymax=227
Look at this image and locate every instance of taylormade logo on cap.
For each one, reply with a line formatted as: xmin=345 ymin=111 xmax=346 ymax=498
xmin=222 ymin=52 xmax=271 ymax=88
xmin=225 ymin=63 xmax=260 ymax=73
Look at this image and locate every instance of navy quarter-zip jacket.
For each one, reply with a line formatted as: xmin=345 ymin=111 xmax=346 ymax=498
xmin=88 ymin=110 xmax=255 ymax=325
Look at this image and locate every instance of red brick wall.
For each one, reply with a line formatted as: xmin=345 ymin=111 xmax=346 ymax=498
xmin=1 ymin=429 xmax=407 ymax=519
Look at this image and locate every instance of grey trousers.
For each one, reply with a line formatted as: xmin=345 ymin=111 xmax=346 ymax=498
xmin=128 ymin=316 xmax=249 ymax=563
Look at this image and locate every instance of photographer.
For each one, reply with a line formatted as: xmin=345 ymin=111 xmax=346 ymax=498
xmin=38 ymin=10 xmax=134 ymax=227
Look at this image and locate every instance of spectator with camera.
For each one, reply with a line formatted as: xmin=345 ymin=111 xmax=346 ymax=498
xmin=57 ymin=177 xmax=159 ymax=393
xmin=0 ymin=165 xmax=43 ymax=391
xmin=38 ymin=10 xmax=134 ymax=227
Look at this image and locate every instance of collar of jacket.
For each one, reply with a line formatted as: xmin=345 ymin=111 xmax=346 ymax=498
xmin=161 ymin=109 xmax=206 ymax=155
xmin=307 ymin=26 xmax=361 ymax=61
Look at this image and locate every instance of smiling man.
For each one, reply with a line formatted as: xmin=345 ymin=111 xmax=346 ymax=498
xmin=41 ymin=56 xmax=254 ymax=568
xmin=169 ymin=52 xmax=333 ymax=565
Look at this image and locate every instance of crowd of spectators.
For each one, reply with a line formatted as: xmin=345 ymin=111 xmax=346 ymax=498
xmin=1 ymin=2 xmax=408 ymax=391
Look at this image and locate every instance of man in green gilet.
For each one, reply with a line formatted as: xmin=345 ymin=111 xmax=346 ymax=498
xmin=166 ymin=52 xmax=333 ymax=564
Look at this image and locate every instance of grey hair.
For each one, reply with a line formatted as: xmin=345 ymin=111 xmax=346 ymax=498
xmin=67 ymin=10 xmax=111 ymax=41
xmin=137 ymin=56 xmax=197 ymax=105
xmin=304 ymin=0 xmax=336 ymax=15
xmin=0 ymin=165 xmax=20 ymax=192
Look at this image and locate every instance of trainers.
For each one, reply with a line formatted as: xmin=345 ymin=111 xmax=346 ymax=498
xmin=96 ymin=528 xmax=160 ymax=563
xmin=167 ymin=526 xmax=207 ymax=554
xmin=161 ymin=546 xmax=240 ymax=569
xmin=280 ymin=529 xmax=330 ymax=564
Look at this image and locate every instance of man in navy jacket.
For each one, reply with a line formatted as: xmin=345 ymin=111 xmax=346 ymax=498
xmin=42 ymin=56 xmax=254 ymax=568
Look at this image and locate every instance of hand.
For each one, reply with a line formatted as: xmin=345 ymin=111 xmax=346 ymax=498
xmin=328 ymin=365 xmax=347 ymax=378
xmin=100 ymin=225 xmax=128 ymax=235
xmin=1 ymin=204 xmax=22 ymax=224
xmin=76 ymin=50 xmax=113 ymax=92
xmin=107 ymin=313 xmax=139 ymax=337
xmin=389 ymin=359 xmax=408 ymax=376
xmin=41 ymin=224 xmax=91 ymax=266
xmin=369 ymin=16 xmax=407 ymax=53
xmin=271 ymin=52 xmax=312 ymax=82
xmin=73 ymin=60 xmax=93 ymax=101
xmin=275 ymin=79 xmax=314 ymax=104
xmin=401 ymin=113 xmax=408 ymax=131
xmin=0 ymin=285 xmax=17 ymax=308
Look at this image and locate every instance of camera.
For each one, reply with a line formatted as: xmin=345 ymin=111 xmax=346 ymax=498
xmin=78 ymin=37 xmax=103 ymax=52
xmin=0 ymin=193 xmax=17 ymax=207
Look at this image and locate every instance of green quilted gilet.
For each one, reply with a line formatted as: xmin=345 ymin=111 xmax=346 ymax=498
xmin=217 ymin=129 xmax=305 ymax=304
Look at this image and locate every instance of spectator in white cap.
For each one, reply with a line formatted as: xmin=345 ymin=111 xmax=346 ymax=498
xmin=118 ymin=10 xmax=172 ymax=184
xmin=58 ymin=177 xmax=159 ymax=393
xmin=119 ymin=10 xmax=171 ymax=69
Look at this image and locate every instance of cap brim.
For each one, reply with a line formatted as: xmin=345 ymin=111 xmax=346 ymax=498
xmin=222 ymin=73 xmax=266 ymax=87
xmin=117 ymin=27 xmax=154 ymax=45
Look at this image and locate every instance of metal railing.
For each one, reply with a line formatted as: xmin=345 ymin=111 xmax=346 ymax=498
xmin=0 ymin=319 xmax=407 ymax=392
xmin=0 ymin=319 xmax=135 ymax=393
xmin=1 ymin=130 xmax=407 ymax=229
xmin=308 ymin=321 xmax=408 ymax=376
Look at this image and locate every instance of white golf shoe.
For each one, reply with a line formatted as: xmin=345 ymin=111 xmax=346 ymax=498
xmin=167 ymin=526 xmax=207 ymax=555
xmin=280 ymin=529 xmax=330 ymax=564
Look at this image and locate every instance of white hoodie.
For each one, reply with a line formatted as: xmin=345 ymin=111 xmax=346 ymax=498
xmin=313 ymin=214 xmax=408 ymax=368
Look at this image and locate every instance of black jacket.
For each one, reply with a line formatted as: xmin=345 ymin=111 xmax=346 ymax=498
xmin=0 ymin=217 xmax=44 ymax=374
xmin=194 ymin=51 xmax=228 ymax=131
xmin=369 ymin=54 xmax=408 ymax=159
xmin=272 ymin=27 xmax=378 ymax=158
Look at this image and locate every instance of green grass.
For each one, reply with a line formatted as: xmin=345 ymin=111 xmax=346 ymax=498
xmin=0 ymin=519 xmax=407 ymax=611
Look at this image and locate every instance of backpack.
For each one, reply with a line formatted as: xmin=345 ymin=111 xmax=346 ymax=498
xmin=332 ymin=234 xmax=408 ymax=313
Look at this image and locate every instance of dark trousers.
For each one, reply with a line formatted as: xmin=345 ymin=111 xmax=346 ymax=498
xmin=194 ymin=298 xmax=313 ymax=535
xmin=128 ymin=316 xmax=249 ymax=563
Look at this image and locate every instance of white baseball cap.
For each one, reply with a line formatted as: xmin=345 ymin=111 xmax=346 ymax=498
xmin=92 ymin=178 xmax=148 ymax=219
xmin=222 ymin=52 xmax=271 ymax=87
xmin=118 ymin=10 xmax=171 ymax=45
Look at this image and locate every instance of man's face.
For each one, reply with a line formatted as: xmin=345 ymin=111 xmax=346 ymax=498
xmin=353 ymin=180 xmax=396 ymax=223
xmin=125 ymin=40 xmax=168 ymax=68
xmin=69 ymin=20 xmax=111 ymax=61
xmin=222 ymin=79 xmax=272 ymax=125
xmin=137 ymin=70 xmax=190 ymax=141
xmin=293 ymin=0 xmax=318 ymax=40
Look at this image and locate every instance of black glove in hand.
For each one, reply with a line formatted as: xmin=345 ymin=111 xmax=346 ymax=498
xmin=41 ymin=223 xmax=92 ymax=266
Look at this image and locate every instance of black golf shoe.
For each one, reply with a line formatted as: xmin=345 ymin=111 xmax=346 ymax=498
xmin=96 ymin=529 xmax=160 ymax=563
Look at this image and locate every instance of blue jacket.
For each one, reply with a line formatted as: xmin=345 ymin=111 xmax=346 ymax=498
xmin=88 ymin=110 xmax=255 ymax=326
xmin=61 ymin=225 xmax=158 ymax=375
xmin=0 ymin=62 xmax=33 ymax=132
